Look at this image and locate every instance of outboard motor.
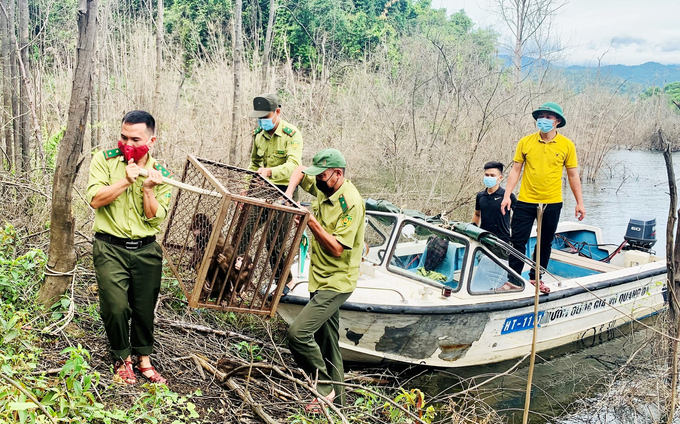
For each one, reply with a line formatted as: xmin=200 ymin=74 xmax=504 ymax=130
xmin=624 ymin=216 xmax=656 ymax=251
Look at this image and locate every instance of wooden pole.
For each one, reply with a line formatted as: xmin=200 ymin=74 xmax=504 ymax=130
xmin=662 ymin=125 xmax=680 ymax=424
xmin=523 ymin=203 xmax=545 ymax=424
xmin=137 ymin=167 xmax=222 ymax=198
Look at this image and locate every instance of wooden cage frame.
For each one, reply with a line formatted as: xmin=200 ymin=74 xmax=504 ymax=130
xmin=161 ymin=155 xmax=309 ymax=316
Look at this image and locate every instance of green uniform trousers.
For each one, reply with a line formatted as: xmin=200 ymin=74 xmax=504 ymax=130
xmin=287 ymin=290 xmax=351 ymax=405
xmin=93 ymin=238 xmax=163 ymax=360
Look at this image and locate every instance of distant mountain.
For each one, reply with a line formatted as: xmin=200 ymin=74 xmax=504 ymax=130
xmin=562 ymin=62 xmax=680 ymax=89
xmin=499 ymin=55 xmax=680 ymax=93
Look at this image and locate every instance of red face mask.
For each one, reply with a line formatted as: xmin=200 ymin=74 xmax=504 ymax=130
xmin=117 ymin=140 xmax=149 ymax=163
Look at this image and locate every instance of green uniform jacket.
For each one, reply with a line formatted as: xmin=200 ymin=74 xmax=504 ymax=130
xmin=300 ymin=177 xmax=366 ymax=293
xmin=248 ymin=119 xmax=303 ymax=186
xmin=86 ymin=150 xmax=173 ymax=239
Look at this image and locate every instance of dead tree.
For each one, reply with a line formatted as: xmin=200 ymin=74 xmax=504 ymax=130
xmin=38 ymin=0 xmax=98 ymax=306
xmin=261 ymin=0 xmax=276 ymax=89
xmin=230 ymin=0 xmax=243 ymax=165
xmin=17 ymin=0 xmax=28 ymax=171
xmin=153 ymin=0 xmax=163 ymax=117
xmin=494 ymin=0 xmax=567 ymax=82
xmin=1 ymin=0 xmax=12 ymax=170
xmin=8 ymin=0 xmax=18 ymax=170
xmin=666 ymin=105 xmax=680 ymax=424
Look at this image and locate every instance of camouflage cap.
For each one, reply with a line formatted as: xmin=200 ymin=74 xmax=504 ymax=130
xmin=248 ymin=93 xmax=280 ymax=118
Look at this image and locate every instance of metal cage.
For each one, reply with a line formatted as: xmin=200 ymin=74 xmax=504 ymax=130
xmin=161 ymin=155 xmax=309 ymax=316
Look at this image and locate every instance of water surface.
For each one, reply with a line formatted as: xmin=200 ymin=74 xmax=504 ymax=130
xmin=562 ymin=149 xmax=680 ymax=254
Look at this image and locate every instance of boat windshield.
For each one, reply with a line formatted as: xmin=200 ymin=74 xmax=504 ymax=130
xmin=387 ymin=220 xmax=468 ymax=290
xmin=363 ymin=213 xmax=397 ymax=265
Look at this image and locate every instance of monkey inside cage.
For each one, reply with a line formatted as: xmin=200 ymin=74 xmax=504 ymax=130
xmin=161 ymin=155 xmax=309 ymax=316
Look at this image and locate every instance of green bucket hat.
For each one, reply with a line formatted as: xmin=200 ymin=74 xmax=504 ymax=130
xmin=303 ymin=148 xmax=347 ymax=176
xmin=532 ymin=102 xmax=566 ymax=128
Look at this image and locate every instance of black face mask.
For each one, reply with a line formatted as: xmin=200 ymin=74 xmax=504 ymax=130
xmin=316 ymin=172 xmax=337 ymax=195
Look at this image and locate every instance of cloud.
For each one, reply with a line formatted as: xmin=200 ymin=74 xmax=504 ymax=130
xmin=611 ymin=36 xmax=647 ymax=48
xmin=660 ymin=38 xmax=680 ymax=53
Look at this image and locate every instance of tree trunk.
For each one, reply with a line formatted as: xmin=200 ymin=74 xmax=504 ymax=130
xmin=9 ymin=0 xmax=19 ymax=171
xmin=38 ymin=0 xmax=98 ymax=307
xmin=230 ymin=0 xmax=242 ymax=165
xmin=1 ymin=0 xmax=13 ymax=171
xmin=261 ymin=0 xmax=276 ymax=90
xmin=17 ymin=0 xmax=29 ymax=172
xmin=153 ymin=0 xmax=163 ymax=117
xmin=96 ymin=0 xmax=108 ymax=151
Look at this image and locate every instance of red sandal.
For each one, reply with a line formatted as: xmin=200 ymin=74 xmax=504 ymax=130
xmin=304 ymin=398 xmax=328 ymax=415
xmin=530 ymin=280 xmax=551 ymax=294
xmin=114 ymin=360 xmax=136 ymax=385
xmin=136 ymin=364 xmax=167 ymax=384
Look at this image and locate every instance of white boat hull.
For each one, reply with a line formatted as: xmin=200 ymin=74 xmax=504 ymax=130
xmin=278 ymin=268 xmax=666 ymax=367
xmin=277 ymin=212 xmax=668 ymax=368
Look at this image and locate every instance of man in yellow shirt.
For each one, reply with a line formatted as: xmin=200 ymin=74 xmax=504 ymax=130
xmin=87 ymin=110 xmax=172 ymax=385
xmin=501 ymin=102 xmax=586 ymax=290
xmin=284 ymin=149 xmax=365 ymax=410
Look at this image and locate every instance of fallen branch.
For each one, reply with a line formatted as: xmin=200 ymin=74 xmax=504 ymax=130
xmin=191 ymin=355 xmax=279 ymax=424
xmin=155 ymin=317 xmax=291 ymax=354
xmin=192 ymin=355 xmax=348 ymax=424
xmin=225 ymin=377 xmax=280 ymax=424
xmin=30 ymin=368 xmax=62 ymax=375
xmin=0 ymin=372 xmax=58 ymax=424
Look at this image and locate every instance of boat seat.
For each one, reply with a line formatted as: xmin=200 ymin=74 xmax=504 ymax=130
xmin=550 ymin=250 xmax=622 ymax=273
xmin=414 ymin=241 xmax=460 ymax=287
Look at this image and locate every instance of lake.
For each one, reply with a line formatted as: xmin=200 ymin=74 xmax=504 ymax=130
xmin=562 ymin=149 xmax=680 ymax=255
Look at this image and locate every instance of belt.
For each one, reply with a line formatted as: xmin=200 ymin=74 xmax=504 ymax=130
xmin=95 ymin=233 xmax=156 ymax=250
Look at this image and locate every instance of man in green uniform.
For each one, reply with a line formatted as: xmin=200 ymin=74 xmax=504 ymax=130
xmin=87 ymin=110 xmax=173 ymax=385
xmin=284 ymin=149 xmax=366 ymax=411
xmin=248 ymin=93 xmax=303 ymax=195
xmin=247 ymin=93 xmax=303 ymax=295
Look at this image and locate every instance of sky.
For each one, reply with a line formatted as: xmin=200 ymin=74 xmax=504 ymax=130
xmin=433 ymin=0 xmax=680 ymax=66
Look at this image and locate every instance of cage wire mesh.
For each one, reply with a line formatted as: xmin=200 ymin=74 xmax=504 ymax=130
xmin=162 ymin=156 xmax=309 ymax=316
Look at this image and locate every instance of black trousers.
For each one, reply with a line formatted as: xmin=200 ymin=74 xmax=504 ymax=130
xmin=508 ymin=201 xmax=562 ymax=280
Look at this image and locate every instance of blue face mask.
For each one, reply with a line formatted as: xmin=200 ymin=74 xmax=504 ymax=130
xmin=536 ymin=118 xmax=555 ymax=133
xmin=483 ymin=176 xmax=498 ymax=188
xmin=258 ymin=117 xmax=275 ymax=131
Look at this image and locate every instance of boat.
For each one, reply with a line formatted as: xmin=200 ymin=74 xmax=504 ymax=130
xmin=276 ymin=202 xmax=667 ymax=368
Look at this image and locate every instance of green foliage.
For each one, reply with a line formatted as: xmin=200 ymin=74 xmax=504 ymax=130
xmin=160 ymin=0 xmax=497 ymax=74
xmin=165 ymin=0 xmax=231 ymax=70
xmin=45 ymin=127 xmax=65 ymax=170
xmin=0 ymin=226 xmax=202 ymax=423
xmin=0 ymin=304 xmax=203 ymax=423
xmin=664 ymin=82 xmax=680 ymax=105
xmin=383 ymin=388 xmax=436 ymax=423
xmin=234 ymin=340 xmax=263 ymax=361
xmin=288 ymin=387 xmax=436 ymax=423
xmin=641 ymin=86 xmax=662 ymax=99
xmin=0 ymin=224 xmax=46 ymax=304
xmin=640 ymin=82 xmax=680 ymax=111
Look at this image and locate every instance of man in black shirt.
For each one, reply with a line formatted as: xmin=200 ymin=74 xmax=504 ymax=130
xmin=472 ymin=161 xmax=516 ymax=242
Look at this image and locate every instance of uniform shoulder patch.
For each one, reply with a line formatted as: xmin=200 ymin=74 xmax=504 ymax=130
xmin=103 ymin=148 xmax=122 ymax=160
xmin=282 ymin=126 xmax=296 ymax=137
xmin=339 ymin=194 xmax=348 ymax=212
xmin=254 ymin=127 xmax=263 ymax=136
xmin=153 ymin=162 xmax=173 ymax=178
xmin=341 ymin=214 xmax=353 ymax=227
